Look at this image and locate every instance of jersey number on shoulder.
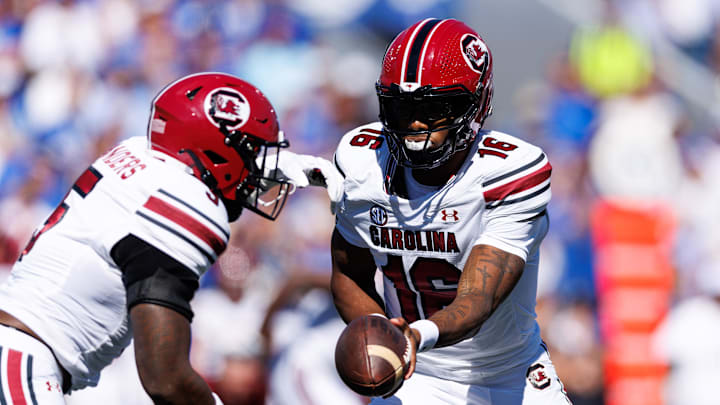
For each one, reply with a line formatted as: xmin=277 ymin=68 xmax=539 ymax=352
xmin=349 ymin=133 xmax=384 ymax=150
xmin=19 ymin=167 xmax=103 ymax=261
xmin=478 ymin=137 xmax=518 ymax=159
xmin=381 ymin=255 xmax=461 ymax=322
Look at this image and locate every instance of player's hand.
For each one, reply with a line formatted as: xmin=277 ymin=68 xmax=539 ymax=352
xmin=389 ymin=317 xmax=418 ymax=380
xmin=259 ymin=151 xmax=344 ymax=214
xmin=380 ymin=317 xmax=417 ymax=399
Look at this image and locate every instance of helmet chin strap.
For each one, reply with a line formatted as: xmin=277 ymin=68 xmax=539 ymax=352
xmin=179 ymin=148 xmax=248 ymax=222
xmin=222 ymin=196 xmax=244 ymax=222
xmin=178 ymin=149 xmax=219 ymax=192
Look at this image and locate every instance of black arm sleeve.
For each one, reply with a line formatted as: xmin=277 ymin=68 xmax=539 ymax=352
xmin=110 ymin=234 xmax=199 ymax=321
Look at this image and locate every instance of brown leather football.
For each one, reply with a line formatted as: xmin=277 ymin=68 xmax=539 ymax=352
xmin=334 ymin=314 xmax=410 ymax=397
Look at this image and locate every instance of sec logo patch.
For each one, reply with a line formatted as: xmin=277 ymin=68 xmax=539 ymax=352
xmin=370 ymin=205 xmax=388 ymax=226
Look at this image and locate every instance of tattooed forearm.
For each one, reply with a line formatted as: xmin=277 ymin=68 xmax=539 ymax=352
xmin=430 ymin=245 xmax=525 ymax=347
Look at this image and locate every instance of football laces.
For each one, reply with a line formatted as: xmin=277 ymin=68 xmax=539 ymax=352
xmin=403 ymin=334 xmax=412 ymax=364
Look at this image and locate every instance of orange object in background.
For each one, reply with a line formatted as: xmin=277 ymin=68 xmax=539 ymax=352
xmin=591 ymin=201 xmax=674 ymax=405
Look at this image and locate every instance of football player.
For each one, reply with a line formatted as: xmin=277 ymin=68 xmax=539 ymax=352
xmin=331 ymin=19 xmax=573 ymax=404
xmin=0 ymin=72 xmax=342 ymax=404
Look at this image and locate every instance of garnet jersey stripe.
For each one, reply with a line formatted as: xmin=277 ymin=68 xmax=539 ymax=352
xmin=135 ymin=212 xmax=214 ymax=263
xmin=482 ymin=153 xmax=546 ymax=188
xmin=72 ymin=166 xmax=103 ymax=198
xmin=142 ymin=196 xmax=226 ymax=256
xmin=486 ymin=183 xmax=551 ymax=210
xmin=483 ymin=162 xmax=552 ymax=203
xmin=158 ymin=189 xmax=229 ymax=239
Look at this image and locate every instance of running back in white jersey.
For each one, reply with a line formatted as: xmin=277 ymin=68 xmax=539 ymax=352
xmin=0 ymin=136 xmax=230 ymax=390
xmin=333 ymin=122 xmax=551 ymax=384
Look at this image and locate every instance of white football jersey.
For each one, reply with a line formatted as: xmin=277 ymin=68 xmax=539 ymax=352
xmin=334 ymin=123 xmax=551 ymax=384
xmin=0 ymin=136 xmax=230 ymax=390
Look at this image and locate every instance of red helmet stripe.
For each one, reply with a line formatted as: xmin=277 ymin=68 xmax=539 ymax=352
xmin=402 ymin=18 xmax=442 ymax=84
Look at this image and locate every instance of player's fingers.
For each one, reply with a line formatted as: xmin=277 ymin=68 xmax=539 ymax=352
xmin=268 ymin=151 xmax=312 ymax=187
xmin=404 ymin=331 xmax=417 ymax=379
xmin=389 ymin=317 xmax=408 ymax=331
xmin=405 ymin=350 xmax=416 ymax=379
xmin=279 ymin=161 xmax=310 ymax=187
xmin=287 ymin=164 xmax=311 ymax=187
xmin=389 ymin=317 xmax=417 ymax=380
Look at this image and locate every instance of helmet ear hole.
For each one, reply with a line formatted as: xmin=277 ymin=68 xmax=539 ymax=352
xmin=225 ymin=174 xmax=231 ymax=181
xmin=204 ymin=150 xmax=228 ymax=164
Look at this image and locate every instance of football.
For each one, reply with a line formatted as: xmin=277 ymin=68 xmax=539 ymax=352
xmin=334 ymin=314 xmax=410 ymax=397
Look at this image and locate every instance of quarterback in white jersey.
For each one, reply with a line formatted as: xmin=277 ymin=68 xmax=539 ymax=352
xmin=0 ymin=73 xmax=341 ymax=404
xmin=330 ymin=19 xmax=571 ymax=404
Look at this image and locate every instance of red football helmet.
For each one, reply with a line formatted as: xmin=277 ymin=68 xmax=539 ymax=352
xmin=377 ymin=18 xmax=493 ymax=169
xmin=148 ymin=72 xmax=291 ymax=221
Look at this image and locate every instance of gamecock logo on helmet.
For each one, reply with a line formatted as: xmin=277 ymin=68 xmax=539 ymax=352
xmin=204 ymin=87 xmax=251 ymax=130
xmin=460 ymin=34 xmax=488 ymax=74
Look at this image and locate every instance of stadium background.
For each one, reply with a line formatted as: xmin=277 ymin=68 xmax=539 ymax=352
xmin=1 ymin=0 xmax=720 ymax=404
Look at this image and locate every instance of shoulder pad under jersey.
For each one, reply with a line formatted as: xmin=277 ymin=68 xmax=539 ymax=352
xmin=96 ymin=137 xmax=231 ymax=276
xmin=472 ymin=130 xmax=552 ymax=217
xmin=333 ymin=122 xmax=388 ymax=182
xmin=132 ymin=173 xmax=230 ymax=276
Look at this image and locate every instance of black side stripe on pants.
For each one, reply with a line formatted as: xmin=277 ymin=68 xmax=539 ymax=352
xmin=0 ymin=346 xmax=7 ymax=405
xmin=27 ymin=354 xmax=38 ymax=405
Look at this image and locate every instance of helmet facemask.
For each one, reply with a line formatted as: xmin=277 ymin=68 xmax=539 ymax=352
xmin=377 ymin=83 xmax=480 ymax=169
xmin=221 ymin=127 xmax=293 ymax=221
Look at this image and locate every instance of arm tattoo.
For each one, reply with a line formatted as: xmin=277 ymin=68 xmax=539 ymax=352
xmin=430 ymin=245 xmax=525 ymax=347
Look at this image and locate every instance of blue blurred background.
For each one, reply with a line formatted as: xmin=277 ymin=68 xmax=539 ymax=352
xmin=2 ymin=1 xmax=720 ymax=404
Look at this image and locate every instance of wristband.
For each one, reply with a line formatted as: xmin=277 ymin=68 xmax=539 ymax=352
xmin=212 ymin=392 xmax=224 ymax=405
xmin=369 ymin=313 xmax=387 ymax=319
xmin=410 ymin=319 xmax=439 ymax=352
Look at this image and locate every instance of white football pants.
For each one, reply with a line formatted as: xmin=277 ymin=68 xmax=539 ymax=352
xmin=371 ymin=344 xmax=573 ymax=405
xmin=0 ymin=324 xmax=66 ymax=404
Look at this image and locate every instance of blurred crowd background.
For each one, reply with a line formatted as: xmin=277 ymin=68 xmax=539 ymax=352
xmin=1 ymin=0 xmax=720 ymax=404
